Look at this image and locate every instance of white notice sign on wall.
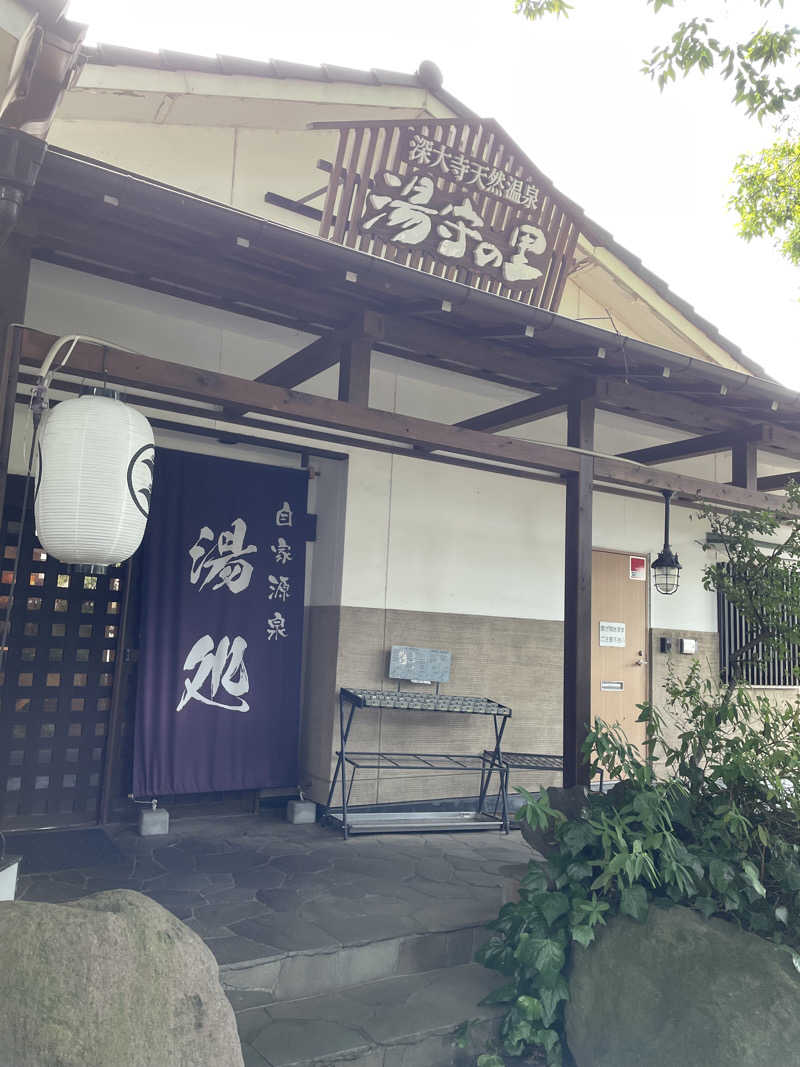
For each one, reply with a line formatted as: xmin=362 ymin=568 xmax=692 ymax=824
xmin=599 ymin=621 xmax=626 ymax=647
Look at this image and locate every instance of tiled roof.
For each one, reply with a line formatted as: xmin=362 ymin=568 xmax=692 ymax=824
xmin=77 ymin=45 xmax=763 ymax=378
xmin=81 ymin=46 xmax=475 ymax=119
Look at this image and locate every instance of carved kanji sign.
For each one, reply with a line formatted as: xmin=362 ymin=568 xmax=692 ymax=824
xmin=312 ymin=118 xmax=582 ymax=312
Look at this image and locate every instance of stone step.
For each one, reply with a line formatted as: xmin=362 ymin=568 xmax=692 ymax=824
xmin=235 ymin=962 xmax=504 ymax=1067
xmin=222 ymin=923 xmax=487 ymax=1005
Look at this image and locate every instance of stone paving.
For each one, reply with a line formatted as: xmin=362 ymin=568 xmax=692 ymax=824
xmin=13 ymin=812 xmax=531 ymax=966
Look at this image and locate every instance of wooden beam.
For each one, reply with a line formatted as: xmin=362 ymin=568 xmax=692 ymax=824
xmin=563 ymin=388 xmax=595 ymax=789
xmin=456 ymin=384 xmax=580 ymax=433
xmin=378 ymin=314 xmax=573 ymax=390
xmin=28 ymin=201 xmax=356 ymax=329
xmin=19 ymin=329 xmax=583 ymax=475
xmin=757 ymin=471 xmax=799 ymax=492
xmin=0 ymin=237 xmax=31 ymax=522
xmin=594 ymin=379 xmax=751 ymax=436
xmin=758 ymin=425 xmax=800 ymax=462
xmin=338 ymin=337 xmax=371 ymax=405
xmin=18 ymin=329 xmax=794 ymax=514
xmin=591 ymin=455 xmax=786 ymax=511
xmin=256 ymin=334 xmax=341 ymax=388
xmin=731 ymin=441 xmax=757 ymax=490
xmin=618 ymin=430 xmax=742 ymax=466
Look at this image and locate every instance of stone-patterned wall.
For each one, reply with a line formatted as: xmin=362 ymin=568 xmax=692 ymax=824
xmin=301 ymin=607 xmax=564 ymax=805
xmin=649 ymin=628 xmax=718 ymax=760
xmin=302 ymin=619 xmax=749 ymax=805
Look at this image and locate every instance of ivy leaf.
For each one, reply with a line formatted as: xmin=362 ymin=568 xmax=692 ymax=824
xmin=546 ymin=1043 xmax=563 ymax=1067
xmin=620 ymin=884 xmax=649 ymax=922
xmin=539 ymin=978 xmax=569 ymax=1027
xmin=513 ymin=933 xmax=538 ymax=968
xmin=536 ymin=1027 xmax=561 ymax=1054
xmin=513 ymin=995 xmax=542 ymax=1022
xmin=535 ymin=937 xmax=565 ymax=975
xmin=521 ymin=864 xmax=549 ymax=893
xmin=709 ymin=858 xmax=733 ymax=893
xmin=792 ymin=953 xmax=800 ymax=975
xmin=566 ymin=861 xmax=593 ymax=881
xmin=535 ymin=891 xmax=570 ymax=926
xmin=742 ymin=860 xmax=767 ymax=899
xmin=477 ymin=1056 xmax=506 ymax=1067
xmin=481 ymin=981 xmax=519 ymax=1005
xmin=775 ymin=905 xmax=789 ymax=926
xmin=694 ymin=896 xmax=717 ymax=919
xmin=571 ymin=924 xmax=596 ymax=948
xmin=561 ymin=820 xmax=596 ymax=855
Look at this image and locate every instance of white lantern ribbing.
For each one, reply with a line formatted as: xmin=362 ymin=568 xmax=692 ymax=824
xmin=34 ymin=394 xmax=155 ymax=568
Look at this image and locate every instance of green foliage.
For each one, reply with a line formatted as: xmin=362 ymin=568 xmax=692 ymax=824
xmin=477 ymin=689 xmax=800 ymax=1063
xmin=514 ymin=0 xmax=573 ymax=21
xmin=642 ymin=9 xmax=799 ymax=121
xmin=474 ymin=493 xmax=800 ymax=1064
xmin=700 ymin=482 xmax=800 ymax=687
xmin=732 ymin=135 xmax=800 ymax=264
xmin=512 ymin=0 xmax=800 ymax=267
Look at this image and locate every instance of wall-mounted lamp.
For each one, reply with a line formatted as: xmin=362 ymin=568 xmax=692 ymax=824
xmin=653 ymin=490 xmax=681 ymax=595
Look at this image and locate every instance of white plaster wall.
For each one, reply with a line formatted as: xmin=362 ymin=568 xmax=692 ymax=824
xmin=340 ymin=360 xmax=719 ymax=631
xmin=20 ymin=261 xmax=723 ymax=633
xmin=49 ymin=117 xmax=342 ymax=234
xmin=17 ymin=262 xmax=347 ymax=610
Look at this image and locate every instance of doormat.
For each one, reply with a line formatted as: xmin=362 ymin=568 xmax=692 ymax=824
xmin=4 ymin=828 xmax=123 ymax=874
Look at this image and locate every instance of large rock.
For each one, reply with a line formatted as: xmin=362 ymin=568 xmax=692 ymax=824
xmin=566 ymin=904 xmax=800 ymax=1067
xmin=0 ymin=889 xmax=244 ymax=1067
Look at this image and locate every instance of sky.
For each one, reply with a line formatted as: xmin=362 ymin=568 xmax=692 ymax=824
xmin=64 ymin=0 xmax=800 ymax=387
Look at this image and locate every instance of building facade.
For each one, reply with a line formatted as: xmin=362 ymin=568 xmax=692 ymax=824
xmin=1 ymin=45 xmax=798 ymax=829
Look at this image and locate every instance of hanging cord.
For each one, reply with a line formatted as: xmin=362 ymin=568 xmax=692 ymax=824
xmin=602 ymin=306 xmax=629 ymax=384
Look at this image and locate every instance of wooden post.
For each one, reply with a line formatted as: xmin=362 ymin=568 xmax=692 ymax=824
xmin=0 ymin=236 xmax=31 ymax=522
xmin=563 ymin=389 xmax=595 ymax=788
xmin=338 ymin=337 xmax=371 ymax=406
xmin=731 ymin=440 xmax=757 ymax=490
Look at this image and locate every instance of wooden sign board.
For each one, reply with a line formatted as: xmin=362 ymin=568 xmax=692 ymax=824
xmin=313 ymin=118 xmax=582 ymax=312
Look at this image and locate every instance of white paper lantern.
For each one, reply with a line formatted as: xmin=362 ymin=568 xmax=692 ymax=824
xmin=35 ymin=394 xmax=155 ymax=567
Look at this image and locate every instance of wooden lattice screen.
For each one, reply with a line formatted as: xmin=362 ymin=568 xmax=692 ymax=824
xmin=0 ymin=478 xmax=125 ymax=829
xmin=315 ymin=117 xmax=581 ymax=312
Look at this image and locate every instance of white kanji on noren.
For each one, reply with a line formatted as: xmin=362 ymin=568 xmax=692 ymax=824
xmin=270 ymin=537 xmax=293 ymax=565
xmin=188 ymin=518 xmax=256 ymax=594
xmin=176 ymin=634 xmax=250 ymax=713
xmin=266 ymin=612 xmax=287 ymax=640
xmin=268 ymin=574 xmax=291 ymax=602
xmin=275 ymin=501 xmax=294 ymax=527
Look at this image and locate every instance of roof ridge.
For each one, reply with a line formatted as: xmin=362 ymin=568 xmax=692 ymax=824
xmin=80 ymin=44 xmax=473 ymax=118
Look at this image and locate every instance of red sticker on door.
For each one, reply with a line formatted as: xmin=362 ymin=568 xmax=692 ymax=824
xmin=629 ymin=555 xmax=646 ymax=581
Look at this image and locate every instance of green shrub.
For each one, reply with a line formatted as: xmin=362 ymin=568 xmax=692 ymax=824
xmin=475 ymin=486 xmax=800 ymax=1065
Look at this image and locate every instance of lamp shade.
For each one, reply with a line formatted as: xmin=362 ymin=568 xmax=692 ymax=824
xmin=35 ymin=395 xmax=154 ymax=566
xmin=652 ymin=548 xmax=681 ymax=595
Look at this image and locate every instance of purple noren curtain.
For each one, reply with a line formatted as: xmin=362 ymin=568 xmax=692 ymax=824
xmin=133 ymin=449 xmax=308 ymax=796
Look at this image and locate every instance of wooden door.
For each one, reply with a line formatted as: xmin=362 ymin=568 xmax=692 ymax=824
xmin=591 ymin=549 xmax=649 ymax=754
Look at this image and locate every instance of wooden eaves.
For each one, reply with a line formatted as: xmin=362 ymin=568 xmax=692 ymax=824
xmin=13 ymin=328 xmax=793 ymax=515
xmin=22 ymin=147 xmax=800 ymax=451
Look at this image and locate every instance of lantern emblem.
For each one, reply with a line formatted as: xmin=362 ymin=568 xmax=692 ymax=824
xmin=34 ymin=395 xmax=155 ymax=567
xmin=127 ymin=443 xmax=155 ymax=518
